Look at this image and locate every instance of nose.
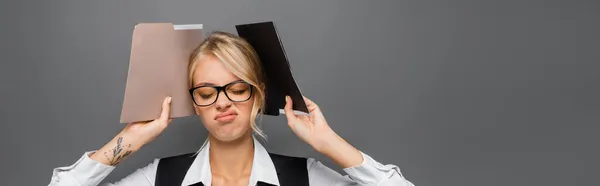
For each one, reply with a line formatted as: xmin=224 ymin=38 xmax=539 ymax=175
xmin=214 ymin=90 xmax=232 ymax=110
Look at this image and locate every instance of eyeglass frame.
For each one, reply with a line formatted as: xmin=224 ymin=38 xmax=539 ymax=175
xmin=188 ymin=80 xmax=254 ymax=107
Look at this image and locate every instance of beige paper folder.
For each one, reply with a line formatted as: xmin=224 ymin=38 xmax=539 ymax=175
xmin=120 ymin=23 xmax=203 ymax=124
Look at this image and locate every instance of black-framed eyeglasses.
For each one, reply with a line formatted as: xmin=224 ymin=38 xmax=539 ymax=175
xmin=189 ymin=80 xmax=254 ymax=107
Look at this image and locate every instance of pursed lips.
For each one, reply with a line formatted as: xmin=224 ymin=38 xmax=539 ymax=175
xmin=214 ymin=111 xmax=238 ymax=121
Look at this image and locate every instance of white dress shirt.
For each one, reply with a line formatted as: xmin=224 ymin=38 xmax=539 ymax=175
xmin=48 ymin=138 xmax=414 ymax=186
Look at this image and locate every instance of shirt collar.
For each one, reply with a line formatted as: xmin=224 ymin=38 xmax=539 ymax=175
xmin=181 ymin=137 xmax=280 ymax=186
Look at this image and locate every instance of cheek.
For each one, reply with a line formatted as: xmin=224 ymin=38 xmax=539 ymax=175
xmin=194 ymin=105 xmax=202 ymax=115
xmin=237 ymin=100 xmax=256 ymax=122
xmin=194 ymin=105 xmax=206 ymax=117
xmin=238 ymin=101 xmax=254 ymax=114
xmin=195 ymin=107 xmax=212 ymax=126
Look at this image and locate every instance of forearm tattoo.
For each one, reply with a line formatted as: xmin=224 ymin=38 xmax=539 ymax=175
xmin=103 ymin=136 xmax=132 ymax=166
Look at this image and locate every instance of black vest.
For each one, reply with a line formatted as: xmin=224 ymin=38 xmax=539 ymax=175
xmin=155 ymin=152 xmax=309 ymax=186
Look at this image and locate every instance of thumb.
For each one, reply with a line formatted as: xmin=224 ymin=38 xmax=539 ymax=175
xmin=158 ymin=96 xmax=172 ymax=123
xmin=283 ymin=96 xmax=296 ymax=125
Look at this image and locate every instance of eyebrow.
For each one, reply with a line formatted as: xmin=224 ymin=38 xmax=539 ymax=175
xmin=193 ymin=79 xmax=244 ymax=87
xmin=194 ymin=82 xmax=216 ymax=87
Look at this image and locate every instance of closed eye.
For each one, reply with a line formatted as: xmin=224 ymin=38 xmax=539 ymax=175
xmin=200 ymin=93 xmax=214 ymax=99
xmin=230 ymin=90 xmax=247 ymax=95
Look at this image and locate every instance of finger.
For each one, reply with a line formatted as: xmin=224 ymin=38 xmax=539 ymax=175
xmin=302 ymin=96 xmax=318 ymax=111
xmin=159 ymin=96 xmax=172 ymax=123
xmin=130 ymin=119 xmax=153 ymax=125
xmin=283 ymin=95 xmax=296 ymax=125
xmin=303 ymin=96 xmax=324 ymax=119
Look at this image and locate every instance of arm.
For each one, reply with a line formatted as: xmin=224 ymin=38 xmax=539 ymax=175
xmin=48 ymin=97 xmax=173 ymax=186
xmin=306 ymin=153 xmax=414 ymax=186
xmin=48 ymin=151 xmax=159 ymax=186
xmin=283 ymin=96 xmax=415 ymax=186
xmin=306 ymin=149 xmax=414 ymax=186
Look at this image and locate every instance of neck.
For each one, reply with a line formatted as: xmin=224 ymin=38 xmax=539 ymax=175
xmin=209 ymin=132 xmax=254 ymax=180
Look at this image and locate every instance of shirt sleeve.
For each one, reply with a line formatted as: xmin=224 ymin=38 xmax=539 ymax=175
xmin=306 ymin=151 xmax=415 ymax=186
xmin=48 ymin=151 xmax=159 ymax=186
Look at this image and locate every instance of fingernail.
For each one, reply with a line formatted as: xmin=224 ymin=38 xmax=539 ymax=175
xmin=168 ymin=96 xmax=172 ymax=103
xmin=285 ymin=96 xmax=289 ymax=102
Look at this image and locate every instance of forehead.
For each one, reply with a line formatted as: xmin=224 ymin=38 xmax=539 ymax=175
xmin=192 ymin=54 xmax=240 ymax=86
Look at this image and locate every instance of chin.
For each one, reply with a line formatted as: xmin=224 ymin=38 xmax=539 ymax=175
xmin=208 ymin=122 xmax=251 ymax=142
xmin=212 ymin=133 xmax=245 ymax=142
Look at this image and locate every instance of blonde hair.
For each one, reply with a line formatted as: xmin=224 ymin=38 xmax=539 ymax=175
xmin=188 ymin=31 xmax=268 ymax=143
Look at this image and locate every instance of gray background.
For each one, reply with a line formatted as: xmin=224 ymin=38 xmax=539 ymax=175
xmin=1 ymin=0 xmax=598 ymax=185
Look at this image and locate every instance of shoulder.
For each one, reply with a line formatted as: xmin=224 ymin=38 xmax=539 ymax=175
xmin=267 ymin=152 xmax=311 ymax=184
xmin=267 ymin=152 xmax=309 ymax=167
xmin=267 ymin=152 xmax=307 ymax=161
xmin=158 ymin=152 xmax=197 ymax=161
xmin=153 ymin=152 xmax=198 ymax=185
xmin=152 ymin=152 xmax=198 ymax=173
xmin=267 ymin=152 xmax=310 ymax=172
xmin=155 ymin=152 xmax=198 ymax=169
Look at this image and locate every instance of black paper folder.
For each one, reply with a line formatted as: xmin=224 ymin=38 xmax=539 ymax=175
xmin=235 ymin=21 xmax=309 ymax=116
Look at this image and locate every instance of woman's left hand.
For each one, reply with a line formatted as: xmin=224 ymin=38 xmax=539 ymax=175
xmin=283 ymin=96 xmax=363 ymax=168
xmin=283 ymin=96 xmax=338 ymax=152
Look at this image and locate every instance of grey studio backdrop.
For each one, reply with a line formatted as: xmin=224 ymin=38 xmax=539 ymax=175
xmin=0 ymin=0 xmax=598 ymax=186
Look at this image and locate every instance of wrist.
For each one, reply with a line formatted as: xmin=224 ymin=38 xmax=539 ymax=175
xmin=312 ymin=130 xmax=341 ymax=154
xmin=317 ymin=134 xmax=364 ymax=168
xmin=91 ymin=133 xmax=139 ymax=166
xmin=116 ymin=131 xmax=144 ymax=151
xmin=316 ymin=134 xmax=346 ymax=155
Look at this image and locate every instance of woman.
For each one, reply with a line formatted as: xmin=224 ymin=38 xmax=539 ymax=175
xmin=48 ymin=32 xmax=415 ymax=186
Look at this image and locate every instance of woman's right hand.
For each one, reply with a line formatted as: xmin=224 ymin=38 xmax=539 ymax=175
xmin=90 ymin=96 xmax=173 ymax=166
